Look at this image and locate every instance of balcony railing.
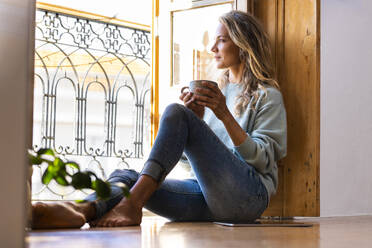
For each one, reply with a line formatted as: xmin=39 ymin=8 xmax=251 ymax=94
xmin=32 ymin=7 xmax=151 ymax=200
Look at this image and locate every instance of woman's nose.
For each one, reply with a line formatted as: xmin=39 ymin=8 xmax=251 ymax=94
xmin=210 ymin=42 xmax=217 ymax=53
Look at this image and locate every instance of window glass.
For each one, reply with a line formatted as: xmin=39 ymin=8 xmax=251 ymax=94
xmin=172 ymin=3 xmax=233 ymax=86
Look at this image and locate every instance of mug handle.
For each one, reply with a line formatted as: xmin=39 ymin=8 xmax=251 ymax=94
xmin=181 ymin=86 xmax=190 ymax=94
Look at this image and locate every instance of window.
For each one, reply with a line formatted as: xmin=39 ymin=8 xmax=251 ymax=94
xmin=32 ymin=2 xmax=151 ymax=200
xmin=156 ymin=1 xmax=233 ymax=113
xmin=171 ymin=1 xmax=233 ymax=86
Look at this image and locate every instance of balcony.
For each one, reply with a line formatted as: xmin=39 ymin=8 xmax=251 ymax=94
xmin=32 ymin=6 xmax=151 ymax=200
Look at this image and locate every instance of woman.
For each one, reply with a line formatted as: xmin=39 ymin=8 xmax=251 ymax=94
xmin=32 ymin=10 xmax=287 ymax=228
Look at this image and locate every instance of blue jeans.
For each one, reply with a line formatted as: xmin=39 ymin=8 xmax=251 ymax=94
xmin=85 ymin=103 xmax=268 ymax=222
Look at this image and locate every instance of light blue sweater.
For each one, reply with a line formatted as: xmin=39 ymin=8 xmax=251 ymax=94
xmin=203 ymin=82 xmax=287 ymax=200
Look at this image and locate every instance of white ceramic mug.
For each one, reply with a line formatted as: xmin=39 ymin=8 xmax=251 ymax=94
xmin=181 ymin=80 xmax=218 ymax=96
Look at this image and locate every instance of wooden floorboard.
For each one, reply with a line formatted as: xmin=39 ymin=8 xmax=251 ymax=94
xmin=27 ymin=215 xmax=372 ymax=248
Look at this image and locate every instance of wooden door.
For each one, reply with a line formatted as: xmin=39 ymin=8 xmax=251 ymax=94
xmin=242 ymin=0 xmax=320 ymax=217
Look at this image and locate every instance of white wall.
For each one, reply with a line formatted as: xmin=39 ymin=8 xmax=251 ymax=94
xmin=0 ymin=0 xmax=34 ymax=247
xmin=321 ymin=0 xmax=372 ymax=216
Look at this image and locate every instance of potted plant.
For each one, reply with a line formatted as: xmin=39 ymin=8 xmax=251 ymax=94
xmin=28 ymin=148 xmax=130 ymax=201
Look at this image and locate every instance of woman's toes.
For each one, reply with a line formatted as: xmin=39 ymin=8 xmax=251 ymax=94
xmin=97 ymin=221 xmax=104 ymax=227
xmin=115 ymin=219 xmax=123 ymax=227
xmin=116 ymin=219 xmax=125 ymax=226
xmin=88 ymin=220 xmax=97 ymax=227
xmin=101 ymin=220 xmax=109 ymax=227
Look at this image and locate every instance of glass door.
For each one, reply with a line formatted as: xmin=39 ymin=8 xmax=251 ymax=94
xmin=156 ymin=0 xmax=233 ymax=117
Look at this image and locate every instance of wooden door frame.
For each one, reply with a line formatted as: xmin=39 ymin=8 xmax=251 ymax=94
xmin=239 ymin=0 xmax=320 ymax=217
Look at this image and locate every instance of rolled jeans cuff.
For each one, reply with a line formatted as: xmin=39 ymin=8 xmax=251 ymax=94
xmin=140 ymin=160 xmax=166 ymax=182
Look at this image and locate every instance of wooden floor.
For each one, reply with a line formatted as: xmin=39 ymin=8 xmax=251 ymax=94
xmin=27 ymin=215 xmax=372 ymax=248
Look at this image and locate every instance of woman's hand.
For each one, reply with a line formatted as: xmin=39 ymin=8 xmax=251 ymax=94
xmin=194 ymin=82 xmax=248 ymax=146
xmin=193 ymin=82 xmax=230 ymax=121
xmin=179 ymin=91 xmax=205 ymax=119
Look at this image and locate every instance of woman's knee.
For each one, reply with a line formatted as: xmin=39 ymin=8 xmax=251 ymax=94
xmin=161 ymin=103 xmax=188 ymax=123
xmin=164 ymin=103 xmax=187 ymax=116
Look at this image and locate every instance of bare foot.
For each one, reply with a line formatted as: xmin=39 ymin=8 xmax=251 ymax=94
xmin=94 ymin=198 xmax=143 ymax=227
xmin=32 ymin=202 xmax=87 ymax=229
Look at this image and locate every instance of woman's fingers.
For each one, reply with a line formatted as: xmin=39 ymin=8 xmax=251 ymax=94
xmin=194 ymin=88 xmax=216 ymax=98
xmin=185 ymin=97 xmax=197 ymax=108
xmin=196 ymin=100 xmax=215 ymax=109
xmin=179 ymin=90 xmax=204 ymax=118
xmin=183 ymin=92 xmax=198 ymax=108
xmin=193 ymin=93 xmax=214 ymax=103
xmin=179 ymin=92 xmax=188 ymax=101
xmin=185 ymin=92 xmax=194 ymax=103
xmin=189 ymin=82 xmax=228 ymax=120
xmin=180 ymin=92 xmax=192 ymax=102
xmin=202 ymin=81 xmax=219 ymax=94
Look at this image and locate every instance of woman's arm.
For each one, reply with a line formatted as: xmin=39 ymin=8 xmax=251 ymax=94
xmin=219 ymin=110 xmax=247 ymax=146
xmin=233 ymin=94 xmax=287 ymax=174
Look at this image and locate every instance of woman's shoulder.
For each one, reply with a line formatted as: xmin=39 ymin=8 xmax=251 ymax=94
xmin=258 ymin=85 xmax=284 ymax=107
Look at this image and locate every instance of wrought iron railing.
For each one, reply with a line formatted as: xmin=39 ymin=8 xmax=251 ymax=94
xmin=32 ymin=7 xmax=151 ymax=200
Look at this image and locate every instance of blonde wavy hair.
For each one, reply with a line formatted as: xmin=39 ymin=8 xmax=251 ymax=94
xmin=218 ymin=10 xmax=280 ymax=116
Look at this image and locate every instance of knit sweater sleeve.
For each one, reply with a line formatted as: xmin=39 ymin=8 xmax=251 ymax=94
xmin=233 ymin=90 xmax=287 ymax=174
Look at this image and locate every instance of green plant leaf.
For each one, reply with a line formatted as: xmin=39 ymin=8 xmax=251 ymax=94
xmin=54 ymin=157 xmax=65 ymax=169
xmin=37 ymin=148 xmax=55 ymax=156
xmin=87 ymin=171 xmax=98 ymax=179
xmin=41 ymin=170 xmax=53 ymax=185
xmin=29 ymin=148 xmax=132 ymax=202
xmin=66 ymin=161 xmax=80 ymax=170
xmin=30 ymin=155 xmax=43 ymax=165
xmin=40 ymin=157 xmax=53 ymax=164
xmin=71 ymin=172 xmax=91 ymax=189
xmin=47 ymin=164 xmax=59 ymax=175
xmin=92 ymin=179 xmax=111 ymax=199
xmin=55 ymin=174 xmax=69 ymax=186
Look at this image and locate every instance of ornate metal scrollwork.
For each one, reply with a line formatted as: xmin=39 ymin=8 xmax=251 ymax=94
xmin=32 ymin=8 xmax=151 ymax=200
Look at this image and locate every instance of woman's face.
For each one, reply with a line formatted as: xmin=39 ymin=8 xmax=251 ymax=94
xmin=211 ymin=23 xmax=241 ymax=70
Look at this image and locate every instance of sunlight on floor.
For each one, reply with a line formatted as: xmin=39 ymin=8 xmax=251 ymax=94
xmin=27 ymin=216 xmax=372 ymax=248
